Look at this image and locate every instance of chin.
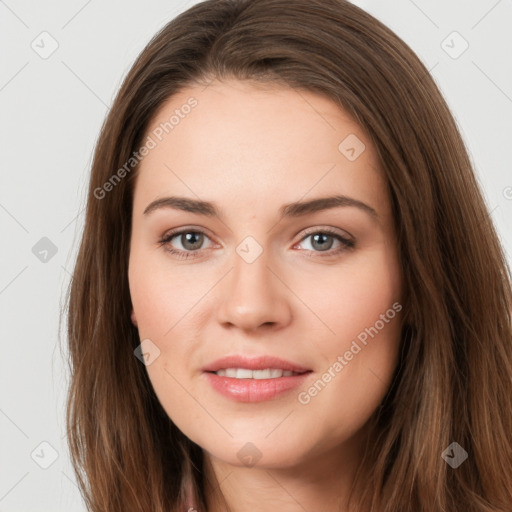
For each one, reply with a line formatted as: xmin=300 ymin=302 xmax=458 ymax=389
xmin=198 ymin=433 xmax=312 ymax=470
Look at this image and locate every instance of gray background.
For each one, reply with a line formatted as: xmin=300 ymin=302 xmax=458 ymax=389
xmin=1 ymin=0 xmax=511 ymax=510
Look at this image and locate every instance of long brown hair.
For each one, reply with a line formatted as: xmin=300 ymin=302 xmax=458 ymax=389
xmin=62 ymin=0 xmax=512 ymax=510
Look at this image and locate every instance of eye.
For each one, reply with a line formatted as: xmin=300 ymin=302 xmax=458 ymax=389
xmin=158 ymin=229 xmax=213 ymax=259
xmin=158 ymin=227 xmax=355 ymax=260
xmin=294 ymin=228 xmax=355 ymax=257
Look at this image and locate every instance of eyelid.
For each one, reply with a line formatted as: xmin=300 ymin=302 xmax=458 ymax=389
xmin=160 ymin=225 xmax=217 ymax=242
xmin=296 ymin=225 xmax=354 ymax=243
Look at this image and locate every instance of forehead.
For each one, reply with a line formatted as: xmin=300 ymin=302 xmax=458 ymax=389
xmin=133 ymin=79 xmax=389 ymax=223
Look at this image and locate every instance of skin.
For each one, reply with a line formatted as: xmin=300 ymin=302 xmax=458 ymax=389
xmin=128 ymin=79 xmax=403 ymax=512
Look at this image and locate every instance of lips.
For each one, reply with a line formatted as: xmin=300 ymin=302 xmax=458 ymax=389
xmin=202 ymin=355 xmax=312 ymax=374
xmin=202 ymin=355 xmax=313 ymax=402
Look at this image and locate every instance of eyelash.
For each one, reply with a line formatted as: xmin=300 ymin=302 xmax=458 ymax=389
xmin=158 ymin=227 xmax=355 ymax=260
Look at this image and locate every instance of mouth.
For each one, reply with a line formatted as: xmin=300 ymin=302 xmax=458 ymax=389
xmin=202 ymin=355 xmax=313 ymax=402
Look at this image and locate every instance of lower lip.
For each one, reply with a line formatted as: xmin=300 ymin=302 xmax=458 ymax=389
xmin=203 ymin=371 xmax=312 ymax=402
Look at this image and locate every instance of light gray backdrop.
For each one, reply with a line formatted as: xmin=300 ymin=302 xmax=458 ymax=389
xmin=1 ymin=0 xmax=511 ymax=510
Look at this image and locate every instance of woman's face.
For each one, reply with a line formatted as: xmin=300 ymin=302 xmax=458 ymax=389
xmin=128 ymin=79 xmax=403 ymax=470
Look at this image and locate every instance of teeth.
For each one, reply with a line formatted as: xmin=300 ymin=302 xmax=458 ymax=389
xmin=214 ymin=368 xmax=298 ymax=379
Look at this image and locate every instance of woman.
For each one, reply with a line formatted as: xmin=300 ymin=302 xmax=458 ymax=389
xmin=64 ymin=0 xmax=512 ymax=510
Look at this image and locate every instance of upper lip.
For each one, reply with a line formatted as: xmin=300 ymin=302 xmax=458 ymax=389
xmin=202 ymin=355 xmax=312 ymax=373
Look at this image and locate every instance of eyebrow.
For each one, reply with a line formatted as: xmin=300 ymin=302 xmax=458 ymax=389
xmin=143 ymin=195 xmax=378 ymax=221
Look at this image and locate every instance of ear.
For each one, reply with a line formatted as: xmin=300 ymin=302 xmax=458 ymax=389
xmin=130 ymin=308 xmax=138 ymax=327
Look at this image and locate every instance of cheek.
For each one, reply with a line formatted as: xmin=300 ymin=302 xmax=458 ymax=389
xmin=311 ymin=322 xmax=401 ymax=447
xmin=128 ymin=253 xmax=207 ymax=425
xmin=294 ymin=248 xmax=402 ymax=420
xmin=294 ymin=247 xmax=401 ymax=350
xmin=128 ymin=249 xmax=205 ymax=339
xmin=145 ymin=357 xmax=205 ymax=429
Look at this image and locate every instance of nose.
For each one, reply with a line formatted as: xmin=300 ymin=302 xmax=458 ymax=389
xmin=216 ymin=247 xmax=292 ymax=332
